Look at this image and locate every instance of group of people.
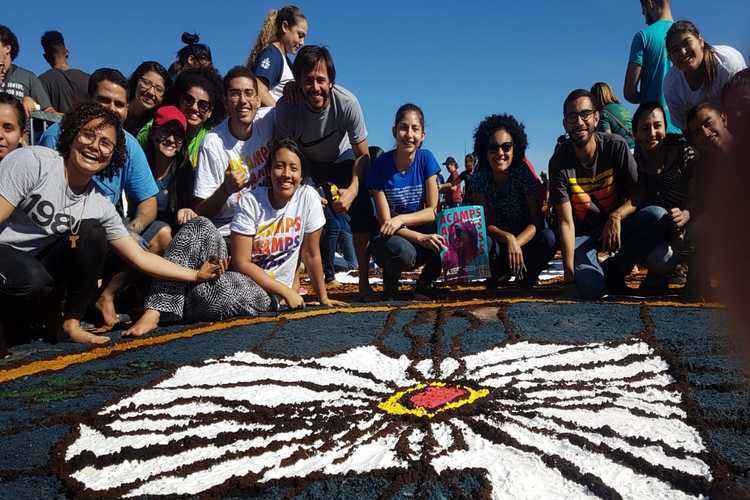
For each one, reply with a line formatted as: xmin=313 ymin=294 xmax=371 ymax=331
xmin=0 ymin=1 xmax=748 ymax=352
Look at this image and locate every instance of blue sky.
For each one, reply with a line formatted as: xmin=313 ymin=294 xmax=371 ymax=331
xmin=5 ymin=1 xmax=750 ymax=174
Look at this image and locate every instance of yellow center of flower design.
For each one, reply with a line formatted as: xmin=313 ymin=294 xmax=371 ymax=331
xmin=378 ymin=382 xmax=489 ymax=419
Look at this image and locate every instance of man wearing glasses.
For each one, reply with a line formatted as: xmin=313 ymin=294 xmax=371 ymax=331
xmin=549 ymin=89 xmax=670 ymax=299
xmin=194 ymin=66 xmax=274 ymax=239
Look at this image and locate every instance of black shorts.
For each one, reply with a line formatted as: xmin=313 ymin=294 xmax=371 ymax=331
xmin=307 ymin=159 xmax=377 ymax=235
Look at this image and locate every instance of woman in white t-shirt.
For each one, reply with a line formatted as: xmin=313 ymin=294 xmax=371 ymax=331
xmin=0 ymin=103 xmax=224 ymax=350
xmin=247 ymin=5 xmax=308 ymax=107
xmin=126 ymin=138 xmax=345 ymax=337
xmin=664 ymin=20 xmax=747 ymax=131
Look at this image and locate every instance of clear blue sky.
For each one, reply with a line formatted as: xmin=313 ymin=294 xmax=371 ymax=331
xmin=5 ymin=1 xmax=750 ymax=174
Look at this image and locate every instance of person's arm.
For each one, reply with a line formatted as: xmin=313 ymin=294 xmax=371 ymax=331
xmin=0 ymin=195 xmax=14 ymax=224
xmin=664 ymin=75 xmax=686 ymax=131
xmin=557 ymin=201 xmax=576 ymax=282
xmin=127 ymin=197 xmax=157 ymax=234
xmin=300 ymin=228 xmax=346 ymax=307
xmin=230 ymin=232 xmax=303 ymax=308
xmin=253 ymin=47 xmax=283 ymax=108
xmin=386 ymin=174 xmax=439 ymax=230
xmin=193 ymin=140 xmax=246 ymax=217
xmin=111 ymin=235 xmax=221 ymax=282
xmin=624 ymin=63 xmax=643 ymax=104
xmin=334 ymin=139 xmax=370 ymax=214
xmin=28 ymin=74 xmax=54 ymax=112
xmin=257 ymin=79 xmax=277 ymax=108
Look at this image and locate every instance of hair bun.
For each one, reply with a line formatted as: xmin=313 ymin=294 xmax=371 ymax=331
xmin=181 ymin=32 xmax=200 ymax=45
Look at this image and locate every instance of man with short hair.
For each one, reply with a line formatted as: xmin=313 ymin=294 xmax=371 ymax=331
xmin=457 ymin=153 xmax=476 ymax=197
xmin=194 ymin=66 xmax=274 ymax=238
xmin=550 ymin=89 xmax=670 ymax=299
xmin=39 ymin=30 xmax=90 ymax=114
xmin=0 ymin=25 xmax=53 ymax=116
xmin=273 ymin=45 xmax=375 ymax=299
xmin=624 ymin=0 xmax=678 ymax=132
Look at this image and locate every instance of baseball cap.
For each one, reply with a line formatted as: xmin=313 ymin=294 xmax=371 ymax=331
xmin=153 ymin=105 xmax=187 ymax=132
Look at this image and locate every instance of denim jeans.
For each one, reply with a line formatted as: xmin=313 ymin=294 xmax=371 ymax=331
xmin=321 ymin=207 xmax=358 ymax=281
xmin=371 ymin=233 xmax=442 ymax=286
xmin=573 ymin=205 xmax=670 ymax=299
xmin=491 ymin=228 xmax=557 ymax=282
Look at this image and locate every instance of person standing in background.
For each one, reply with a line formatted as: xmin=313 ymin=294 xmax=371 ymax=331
xmin=38 ymin=31 xmax=89 ymax=115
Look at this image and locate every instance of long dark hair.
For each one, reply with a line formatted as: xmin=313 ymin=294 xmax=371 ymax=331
xmin=667 ymin=21 xmax=719 ymax=88
xmin=57 ymin=103 xmax=128 ymax=178
xmin=128 ymin=61 xmax=171 ymax=102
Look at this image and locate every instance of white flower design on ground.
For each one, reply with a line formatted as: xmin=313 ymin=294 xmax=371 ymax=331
xmin=60 ymin=337 xmax=713 ymax=498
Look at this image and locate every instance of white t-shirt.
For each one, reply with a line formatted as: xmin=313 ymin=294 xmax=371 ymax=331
xmin=194 ymin=108 xmax=275 ymax=236
xmin=0 ymin=147 xmax=129 ymax=255
xmin=230 ymin=184 xmax=325 ymax=288
xmin=664 ymin=45 xmax=747 ymax=130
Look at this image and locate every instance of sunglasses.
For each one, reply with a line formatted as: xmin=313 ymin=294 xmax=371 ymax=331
xmin=181 ymin=94 xmax=212 ymax=114
xmin=487 ymin=141 xmax=513 ymax=154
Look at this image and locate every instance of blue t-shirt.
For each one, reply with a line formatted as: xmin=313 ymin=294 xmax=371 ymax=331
xmin=629 ymin=19 xmax=679 ymax=133
xmin=366 ymin=149 xmax=440 ymax=216
xmin=38 ymin=123 xmax=158 ymax=207
xmin=253 ymin=45 xmax=285 ymax=88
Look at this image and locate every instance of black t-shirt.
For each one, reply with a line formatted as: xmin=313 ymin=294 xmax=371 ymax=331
xmin=549 ymin=132 xmax=638 ymax=236
xmin=39 ymin=68 xmax=89 ymax=114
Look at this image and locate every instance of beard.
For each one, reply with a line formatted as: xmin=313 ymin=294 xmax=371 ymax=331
xmin=570 ymin=123 xmax=596 ymax=147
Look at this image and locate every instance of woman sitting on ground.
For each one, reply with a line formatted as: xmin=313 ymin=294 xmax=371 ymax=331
xmin=0 ymin=103 xmax=223 ymax=349
xmin=124 ymin=61 xmax=171 ymax=136
xmin=137 ymin=68 xmax=224 ymax=167
xmin=126 ymin=138 xmax=345 ymax=337
xmin=247 ymin=5 xmax=308 ymax=107
xmin=465 ymin=114 xmax=556 ymax=289
xmin=366 ymin=103 xmax=445 ymax=299
xmin=591 ymin=82 xmax=635 ymax=150
xmin=664 ymin=20 xmax=747 ymax=131
xmin=0 ymin=92 xmax=24 ymax=162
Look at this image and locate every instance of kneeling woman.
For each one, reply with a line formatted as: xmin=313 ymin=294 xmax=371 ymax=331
xmin=466 ymin=114 xmax=556 ymax=288
xmin=366 ymin=103 xmax=445 ymax=299
xmin=126 ymin=139 xmax=345 ymax=336
xmin=0 ymin=103 xmax=222 ymax=348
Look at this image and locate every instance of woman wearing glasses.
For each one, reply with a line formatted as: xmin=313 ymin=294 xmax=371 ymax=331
xmin=137 ymin=69 xmax=225 ymax=167
xmin=465 ymin=114 xmax=555 ymax=289
xmin=124 ymin=61 xmax=171 ymax=136
xmin=0 ymin=103 xmax=224 ymax=350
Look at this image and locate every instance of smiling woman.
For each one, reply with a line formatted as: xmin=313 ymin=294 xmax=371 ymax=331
xmin=124 ymin=61 xmax=171 ymax=136
xmin=663 ymin=20 xmax=747 ymax=130
xmin=0 ymin=103 xmax=224 ymax=351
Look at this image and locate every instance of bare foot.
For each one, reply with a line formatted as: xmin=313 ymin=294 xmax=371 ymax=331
xmin=63 ymin=319 xmax=111 ymax=345
xmin=326 ymin=279 xmax=342 ymax=289
xmin=95 ymin=293 xmax=119 ymax=329
xmin=123 ymin=309 xmax=160 ymax=337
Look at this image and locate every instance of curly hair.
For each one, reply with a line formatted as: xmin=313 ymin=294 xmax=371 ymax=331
xmin=472 ymin=114 xmax=529 ymax=174
xmin=0 ymin=25 xmax=19 ymax=60
xmin=57 ymin=102 xmax=128 ymax=179
xmin=0 ymin=92 xmax=26 ymax=130
xmin=164 ymin=68 xmax=225 ymax=129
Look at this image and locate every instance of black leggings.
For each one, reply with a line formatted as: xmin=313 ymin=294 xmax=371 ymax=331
xmin=0 ymin=220 xmax=108 ymax=339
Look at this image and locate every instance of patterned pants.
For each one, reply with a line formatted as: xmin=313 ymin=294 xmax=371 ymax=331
xmin=145 ymin=217 xmax=275 ymax=321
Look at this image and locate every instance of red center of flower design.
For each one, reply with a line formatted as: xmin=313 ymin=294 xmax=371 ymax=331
xmin=409 ymin=386 xmax=468 ymax=410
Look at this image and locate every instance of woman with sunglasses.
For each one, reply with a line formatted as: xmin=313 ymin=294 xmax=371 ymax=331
xmin=366 ymin=103 xmax=445 ymax=299
xmin=137 ymin=68 xmax=225 ymax=167
xmin=664 ymin=20 xmax=746 ymax=130
xmin=125 ymin=138 xmax=345 ymax=337
xmin=124 ymin=61 xmax=171 ymax=136
xmin=465 ymin=114 xmax=556 ymax=289
xmin=0 ymin=103 xmax=224 ymax=351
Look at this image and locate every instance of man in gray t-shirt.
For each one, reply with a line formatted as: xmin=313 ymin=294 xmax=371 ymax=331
xmin=273 ymin=45 xmax=375 ymax=298
xmin=0 ymin=25 xmax=54 ymax=114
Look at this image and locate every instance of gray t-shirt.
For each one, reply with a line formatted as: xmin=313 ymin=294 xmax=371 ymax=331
xmin=0 ymin=64 xmax=52 ymax=110
xmin=0 ymin=146 xmax=128 ymax=255
xmin=39 ymin=67 xmax=90 ymax=114
xmin=273 ymin=84 xmax=367 ymax=164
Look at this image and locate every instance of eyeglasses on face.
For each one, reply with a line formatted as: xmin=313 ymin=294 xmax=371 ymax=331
xmin=181 ymin=94 xmax=211 ymax=114
xmin=138 ymin=77 xmax=165 ymax=96
xmin=77 ymin=128 xmax=115 ymax=156
xmin=565 ymin=109 xmax=596 ymax=124
xmin=487 ymin=141 xmax=514 ymax=154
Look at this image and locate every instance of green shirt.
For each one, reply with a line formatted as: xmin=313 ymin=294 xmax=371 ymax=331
xmin=598 ymin=103 xmax=635 ymax=150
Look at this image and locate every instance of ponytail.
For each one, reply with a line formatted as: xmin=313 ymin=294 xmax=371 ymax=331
xmin=247 ymin=10 xmax=278 ymax=68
